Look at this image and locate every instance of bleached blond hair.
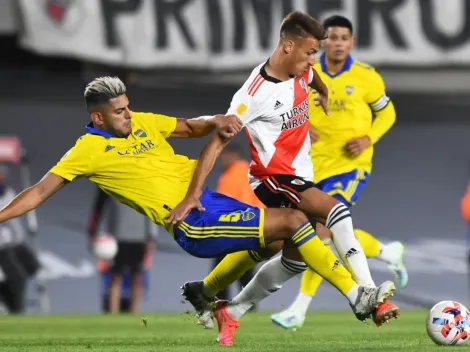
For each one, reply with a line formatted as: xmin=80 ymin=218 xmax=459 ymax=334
xmin=84 ymin=76 xmax=126 ymax=111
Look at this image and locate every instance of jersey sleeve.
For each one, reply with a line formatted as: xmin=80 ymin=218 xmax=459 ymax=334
xmin=365 ymin=71 xmax=391 ymax=112
xmin=49 ymin=138 xmax=93 ymax=182
xmin=132 ymin=112 xmax=177 ymax=138
xmin=226 ymin=87 xmax=262 ymax=126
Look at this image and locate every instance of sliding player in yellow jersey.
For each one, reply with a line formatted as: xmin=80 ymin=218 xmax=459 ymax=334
xmin=271 ymin=15 xmax=408 ymax=330
xmin=0 ymin=76 xmax=395 ymax=344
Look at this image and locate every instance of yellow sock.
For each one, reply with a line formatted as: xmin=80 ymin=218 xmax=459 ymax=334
xmin=354 ymin=229 xmax=381 ymax=258
xmin=299 ymin=238 xmax=333 ymax=296
xmin=292 ymin=221 xmax=356 ymax=295
xmin=299 ymin=269 xmax=323 ymax=296
xmin=203 ymin=250 xmax=261 ymax=295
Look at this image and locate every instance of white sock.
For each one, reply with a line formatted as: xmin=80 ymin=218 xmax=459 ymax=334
xmin=345 ymin=284 xmax=360 ymax=305
xmin=376 ymin=243 xmax=397 ymax=265
xmin=227 ymin=256 xmax=307 ymax=320
xmin=326 ymin=203 xmax=375 ymax=287
xmin=287 ymin=292 xmax=313 ymax=316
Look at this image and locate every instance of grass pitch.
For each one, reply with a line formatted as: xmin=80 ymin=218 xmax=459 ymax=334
xmin=0 ymin=310 xmax=454 ymax=351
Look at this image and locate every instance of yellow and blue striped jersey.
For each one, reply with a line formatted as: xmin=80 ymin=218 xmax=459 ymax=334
xmin=49 ymin=112 xmax=197 ymax=233
xmin=309 ymin=54 xmax=396 ymax=183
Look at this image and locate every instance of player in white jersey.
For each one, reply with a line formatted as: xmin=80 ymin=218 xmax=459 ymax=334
xmin=235 ymin=61 xmax=315 ymax=185
xmin=171 ymin=11 xmax=399 ymax=346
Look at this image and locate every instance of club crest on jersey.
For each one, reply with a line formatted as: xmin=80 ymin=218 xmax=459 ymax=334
xmin=242 ymin=211 xmax=256 ymax=221
xmin=291 ymin=178 xmax=305 ymax=186
xmin=299 ymin=78 xmax=308 ymax=93
xmin=345 ymin=85 xmax=354 ymax=95
xmin=134 ymin=129 xmax=147 ymax=138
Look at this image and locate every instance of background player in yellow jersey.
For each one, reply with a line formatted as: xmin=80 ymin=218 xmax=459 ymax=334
xmin=0 ymin=77 xmax=394 ymax=344
xmin=271 ymin=15 xmax=408 ymax=330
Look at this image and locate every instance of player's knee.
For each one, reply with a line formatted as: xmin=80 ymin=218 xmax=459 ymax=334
xmin=331 ymin=194 xmax=350 ymax=207
xmin=283 ymin=209 xmax=308 ymax=235
xmin=257 ymin=240 xmax=284 ymax=259
xmin=328 ymin=195 xmax=342 ymax=207
xmin=264 ymin=209 xmax=309 ymax=243
xmin=316 ymin=223 xmax=332 ymax=240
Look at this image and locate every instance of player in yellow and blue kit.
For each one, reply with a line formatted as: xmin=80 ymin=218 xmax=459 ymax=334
xmin=0 ymin=76 xmax=394 ymax=334
xmin=271 ymin=15 xmax=408 ymax=330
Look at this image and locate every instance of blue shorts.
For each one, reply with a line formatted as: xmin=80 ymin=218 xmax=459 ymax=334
xmin=316 ymin=170 xmax=369 ymax=207
xmin=172 ymin=190 xmax=265 ymax=258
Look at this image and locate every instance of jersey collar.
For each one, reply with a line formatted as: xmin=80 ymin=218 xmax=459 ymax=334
xmin=260 ymin=60 xmax=283 ymax=83
xmin=85 ymin=122 xmax=113 ymax=138
xmin=320 ymin=53 xmax=353 ymax=78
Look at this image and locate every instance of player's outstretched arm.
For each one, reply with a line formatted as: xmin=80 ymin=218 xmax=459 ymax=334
xmin=170 ymin=115 xmax=243 ymax=139
xmin=186 ymin=132 xmax=229 ymax=197
xmin=309 ymin=68 xmax=330 ymax=116
xmin=0 ymin=173 xmax=66 ymax=224
xmin=166 ymin=133 xmax=230 ymax=224
xmin=309 ymin=67 xmax=328 ymax=97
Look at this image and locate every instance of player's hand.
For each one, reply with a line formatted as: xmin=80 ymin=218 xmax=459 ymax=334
xmin=214 ymin=114 xmax=243 ymax=139
xmin=345 ymin=136 xmax=371 ymax=156
xmin=309 ymin=126 xmax=319 ymax=144
xmin=165 ymin=195 xmax=206 ymax=225
xmin=314 ymin=94 xmax=330 ymax=116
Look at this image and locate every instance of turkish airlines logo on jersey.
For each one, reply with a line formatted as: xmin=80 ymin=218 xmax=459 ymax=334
xmin=280 ymin=100 xmax=309 ymax=131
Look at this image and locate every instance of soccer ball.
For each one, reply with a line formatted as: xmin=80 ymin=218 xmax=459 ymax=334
xmin=426 ymin=300 xmax=470 ymax=346
xmin=93 ymin=232 xmax=118 ymax=260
